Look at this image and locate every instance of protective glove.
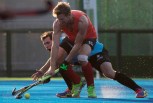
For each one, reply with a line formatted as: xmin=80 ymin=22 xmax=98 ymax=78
xmin=41 ymin=75 xmax=51 ymax=84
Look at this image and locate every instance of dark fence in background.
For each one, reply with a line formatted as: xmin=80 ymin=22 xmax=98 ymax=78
xmin=100 ymin=29 xmax=153 ymax=78
xmin=0 ymin=29 xmax=153 ymax=78
xmin=0 ymin=29 xmax=50 ymax=77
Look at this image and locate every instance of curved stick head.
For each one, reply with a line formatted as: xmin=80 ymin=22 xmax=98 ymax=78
xmin=12 ymin=88 xmax=16 ymax=96
xmin=15 ymin=95 xmax=22 ymax=99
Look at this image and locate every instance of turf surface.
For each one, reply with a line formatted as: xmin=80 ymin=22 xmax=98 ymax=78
xmin=0 ymin=78 xmax=153 ymax=103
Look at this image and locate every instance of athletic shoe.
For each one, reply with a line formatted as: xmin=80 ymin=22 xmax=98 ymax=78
xmin=72 ymin=78 xmax=86 ymax=98
xmin=56 ymin=79 xmax=86 ymax=98
xmin=56 ymin=88 xmax=72 ymax=98
xmin=87 ymin=85 xmax=97 ymax=98
xmin=135 ymin=88 xmax=148 ymax=98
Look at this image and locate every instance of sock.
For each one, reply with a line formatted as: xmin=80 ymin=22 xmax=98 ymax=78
xmin=60 ymin=71 xmax=73 ymax=90
xmin=114 ymin=72 xmax=142 ymax=91
xmin=82 ymin=62 xmax=94 ymax=86
xmin=60 ymin=65 xmax=81 ymax=85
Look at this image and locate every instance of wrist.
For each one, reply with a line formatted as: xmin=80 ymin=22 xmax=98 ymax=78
xmin=36 ymin=70 xmax=44 ymax=75
xmin=51 ymin=62 xmax=56 ymax=68
xmin=64 ymin=60 xmax=69 ymax=65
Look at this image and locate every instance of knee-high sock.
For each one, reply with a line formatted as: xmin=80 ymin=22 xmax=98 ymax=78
xmin=82 ymin=62 xmax=94 ymax=86
xmin=60 ymin=65 xmax=81 ymax=85
xmin=114 ymin=72 xmax=142 ymax=91
xmin=60 ymin=71 xmax=73 ymax=90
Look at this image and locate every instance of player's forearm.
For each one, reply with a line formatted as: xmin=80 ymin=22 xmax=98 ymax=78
xmin=50 ymin=27 xmax=61 ymax=71
xmin=65 ymin=43 xmax=82 ymax=62
xmin=65 ymin=30 xmax=85 ymax=62
xmin=50 ymin=42 xmax=59 ymax=70
xmin=39 ymin=58 xmax=50 ymax=73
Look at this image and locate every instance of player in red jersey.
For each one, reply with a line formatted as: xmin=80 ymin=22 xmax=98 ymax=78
xmin=32 ymin=31 xmax=147 ymax=98
xmin=45 ymin=2 xmax=97 ymax=98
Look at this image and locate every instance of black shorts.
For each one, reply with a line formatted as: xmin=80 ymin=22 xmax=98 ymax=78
xmin=60 ymin=37 xmax=97 ymax=54
xmin=88 ymin=48 xmax=111 ymax=73
xmin=60 ymin=37 xmax=74 ymax=54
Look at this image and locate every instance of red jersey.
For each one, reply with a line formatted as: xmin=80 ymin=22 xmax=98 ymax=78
xmin=61 ymin=10 xmax=97 ymax=41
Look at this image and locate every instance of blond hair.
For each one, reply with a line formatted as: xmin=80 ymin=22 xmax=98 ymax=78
xmin=52 ymin=2 xmax=71 ymax=17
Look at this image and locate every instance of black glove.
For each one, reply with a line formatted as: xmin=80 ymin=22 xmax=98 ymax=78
xmin=43 ymin=78 xmax=50 ymax=84
xmin=59 ymin=60 xmax=69 ymax=70
xmin=41 ymin=75 xmax=51 ymax=84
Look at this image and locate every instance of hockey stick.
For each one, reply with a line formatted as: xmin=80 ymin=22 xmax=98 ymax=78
xmin=12 ymin=69 xmax=59 ymax=99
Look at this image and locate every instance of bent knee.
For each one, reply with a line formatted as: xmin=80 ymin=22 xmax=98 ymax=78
xmin=103 ymin=71 xmax=116 ymax=79
xmin=77 ymin=55 xmax=88 ymax=66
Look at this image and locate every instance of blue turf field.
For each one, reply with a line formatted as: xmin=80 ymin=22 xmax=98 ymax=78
xmin=0 ymin=78 xmax=153 ymax=103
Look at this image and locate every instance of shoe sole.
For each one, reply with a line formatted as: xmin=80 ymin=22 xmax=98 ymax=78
xmin=72 ymin=95 xmax=80 ymax=98
xmin=88 ymin=96 xmax=97 ymax=98
xmin=56 ymin=94 xmax=72 ymax=98
xmin=136 ymin=91 xmax=148 ymax=98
